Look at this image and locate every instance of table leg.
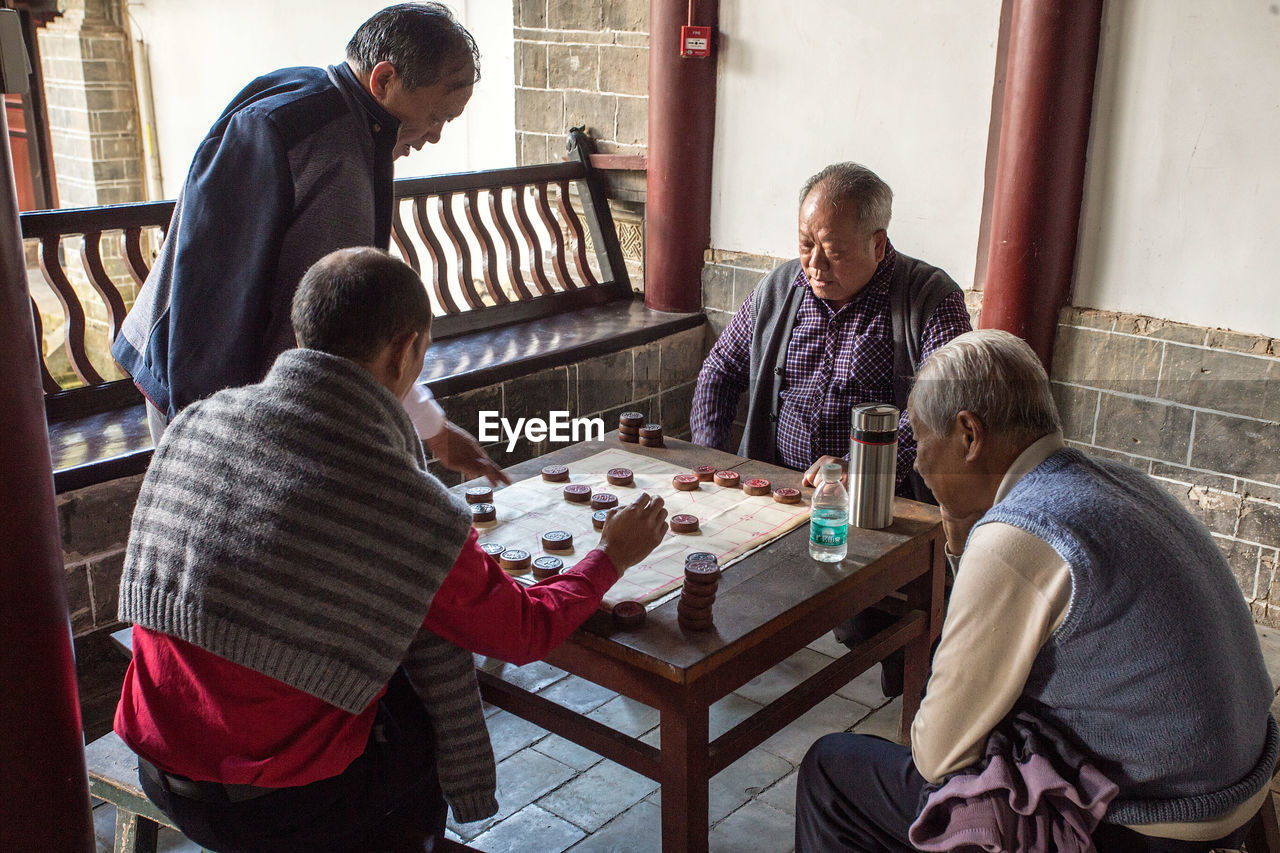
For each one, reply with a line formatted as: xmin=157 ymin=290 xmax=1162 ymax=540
xmin=900 ymin=535 xmax=947 ymax=744
xmin=660 ymin=699 xmax=711 ymax=853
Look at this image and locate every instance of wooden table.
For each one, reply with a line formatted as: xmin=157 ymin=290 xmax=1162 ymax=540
xmin=466 ymin=434 xmax=945 ymax=853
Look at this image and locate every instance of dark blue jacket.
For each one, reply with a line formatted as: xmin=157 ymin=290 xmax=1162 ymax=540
xmin=112 ymin=63 xmax=400 ymax=417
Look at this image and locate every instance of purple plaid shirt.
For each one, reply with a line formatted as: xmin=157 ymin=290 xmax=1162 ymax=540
xmin=691 ymin=242 xmax=972 ymax=489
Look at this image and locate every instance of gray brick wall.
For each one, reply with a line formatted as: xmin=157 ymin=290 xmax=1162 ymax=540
xmin=56 ymin=325 xmax=705 ymax=637
xmin=1050 ymin=306 xmax=1280 ymax=625
xmin=511 ymin=0 xmax=648 ymax=290
xmin=701 ymin=253 xmax=1280 ymax=625
xmin=513 ymin=0 xmax=649 ymax=163
xmin=36 ymin=3 xmax=145 ymax=210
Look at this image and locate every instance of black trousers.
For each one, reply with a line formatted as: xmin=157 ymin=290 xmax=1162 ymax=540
xmin=795 ymin=732 xmax=1252 ymax=853
xmin=139 ymin=670 xmax=447 ymax=853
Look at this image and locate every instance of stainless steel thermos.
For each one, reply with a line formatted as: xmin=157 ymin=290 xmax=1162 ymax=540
xmin=849 ymin=403 xmax=898 ymax=529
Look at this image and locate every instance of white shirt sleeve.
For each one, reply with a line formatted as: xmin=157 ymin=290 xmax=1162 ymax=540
xmin=403 ymin=384 xmax=446 ymax=439
xmin=910 ymin=521 xmax=1072 ymax=782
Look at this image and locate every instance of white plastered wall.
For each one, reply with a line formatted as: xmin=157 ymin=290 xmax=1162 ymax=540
xmin=708 ymin=0 xmax=1003 ymax=288
xmin=1074 ymin=0 xmax=1280 ymax=337
xmin=124 ymin=0 xmax=514 ymax=197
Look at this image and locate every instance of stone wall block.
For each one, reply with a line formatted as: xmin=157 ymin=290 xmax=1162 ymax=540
xmin=659 ymin=326 xmax=705 ymax=387
xmin=1240 ymin=499 xmax=1280 ymax=548
xmin=1152 ymin=479 xmax=1242 ymax=538
xmin=518 ymin=41 xmax=549 ymax=88
xmin=548 ymin=0 xmax=603 ymax=31
xmin=1254 ymin=552 xmax=1280 ymax=627
xmin=83 ymin=87 xmax=132 ymax=113
xmin=705 ymin=250 xmax=786 ymax=272
xmin=564 ymin=90 xmax=616 ymax=140
xmin=90 ymin=109 xmax=136 ymax=134
xmin=1050 ymin=325 xmax=1162 ymax=395
xmin=66 ymin=563 xmax=93 ymax=635
xmin=84 ymin=35 xmax=128 ymax=61
xmin=706 ymin=309 xmax=734 ymax=342
xmin=605 ymin=0 xmax=648 ymax=31
xmin=659 ymin=381 xmax=697 ymax=436
xmin=591 ymin=140 xmax=646 ymax=156
xmin=503 ymin=367 xmax=572 ymax=424
xmin=1092 ymin=393 xmax=1193 ymax=463
xmin=1049 ymin=381 xmax=1098 ymax=444
xmin=576 ymin=349 xmax=633 ymax=415
xmin=89 ymin=548 xmax=125 ymax=627
xmin=1115 ymin=313 xmax=1207 ymax=344
xmin=634 ymin=341 xmax=661 ymax=400
xmin=547 ymin=43 xmax=599 ymax=91
xmin=598 ymin=45 xmax=648 ymax=95
xmin=517 ymin=0 xmax=548 ymax=28
xmin=1220 ymin=537 xmax=1263 ymax=600
xmin=1158 ymin=344 xmax=1279 ymax=421
xmin=93 ymin=184 xmax=143 ymax=205
xmin=614 ymin=95 xmax=647 ymax=146
xmin=1059 ymin=306 xmax=1117 ymax=332
xmin=1149 ymin=462 xmax=1236 ymax=493
xmin=701 ymin=262 xmax=734 ymax=312
xmin=1064 ymin=440 xmax=1149 ymax=471
xmin=1191 ymin=413 xmax=1280 ymax=484
xmin=58 ymin=475 xmax=143 ymax=561
xmin=515 ymin=88 xmax=565 ymax=136
xmin=438 ymin=384 xmax=503 ymax=441
xmin=1207 ymin=329 xmax=1277 ymax=354
xmin=732 ymin=266 xmax=769 ymax=309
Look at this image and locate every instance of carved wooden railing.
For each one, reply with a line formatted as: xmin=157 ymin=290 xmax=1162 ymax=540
xmin=22 ymin=130 xmax=630 ymax=423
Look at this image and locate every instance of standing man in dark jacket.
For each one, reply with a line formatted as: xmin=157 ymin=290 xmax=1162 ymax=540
xmin=111 ymin=2 xmax=502 ymax=483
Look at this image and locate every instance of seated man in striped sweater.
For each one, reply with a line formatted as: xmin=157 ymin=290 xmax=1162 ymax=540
xmin=113 ymin=247 xmax=669 ymax=853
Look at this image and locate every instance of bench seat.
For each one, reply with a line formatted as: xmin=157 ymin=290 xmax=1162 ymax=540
xmin=49 ymin=299 xmax=703 ymax=493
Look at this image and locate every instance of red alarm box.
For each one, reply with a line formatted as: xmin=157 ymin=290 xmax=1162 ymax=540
xmin=680 ymin=25 xmax=711 ymax=58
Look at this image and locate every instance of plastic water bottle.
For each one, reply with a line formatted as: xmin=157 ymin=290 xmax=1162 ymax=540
xmin=809 ymin=462 xmax=849 ymax=562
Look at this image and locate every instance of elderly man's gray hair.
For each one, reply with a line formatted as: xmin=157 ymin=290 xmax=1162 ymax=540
xmin=908 ymin=329 xmax=1062 ymax=444
xmin=799 ymin=163 xmax=893 ymax=235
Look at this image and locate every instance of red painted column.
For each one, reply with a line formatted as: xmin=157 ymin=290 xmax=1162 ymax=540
xmin=0 ymin=108 xmax=95 ymax=848
xmin=979 ymin=0 xmax=1104 ymax=369
xmin=645 ymin=0 xmax=719 ymax=313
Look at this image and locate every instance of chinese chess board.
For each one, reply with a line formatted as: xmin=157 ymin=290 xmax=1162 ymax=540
xmin=473 ymin=448 xmax=811 ymax=608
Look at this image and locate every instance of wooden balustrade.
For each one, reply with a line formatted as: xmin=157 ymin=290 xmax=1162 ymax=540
xmin=22 ymin=130 xmax=630 ymax=422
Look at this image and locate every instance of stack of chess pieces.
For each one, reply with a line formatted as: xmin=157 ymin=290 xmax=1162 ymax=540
xmin=679 ymin=552 xmax=720 ymax=631
xmin=618 ymin=412 xmax=663 ymax=447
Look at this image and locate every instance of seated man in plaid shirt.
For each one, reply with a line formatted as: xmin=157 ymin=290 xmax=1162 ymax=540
xmin=690 ymin=162 xmax=972 ymax=494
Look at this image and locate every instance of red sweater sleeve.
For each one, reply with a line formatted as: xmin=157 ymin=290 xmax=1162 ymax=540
xmin=425 ymin=528 xmax=619 ymax=665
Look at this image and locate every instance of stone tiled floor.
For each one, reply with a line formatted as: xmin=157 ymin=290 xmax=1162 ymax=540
xmin=93 ymin=625 xmax=1280 ymax=853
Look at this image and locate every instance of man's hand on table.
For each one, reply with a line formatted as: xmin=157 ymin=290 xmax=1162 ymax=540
xmin=426 ymin=421 xmax=511 ymax=487
xmin=802 ymin=455 xmax=848 ymax=487
xmin=599 ymin=494 xmax=668 ymax=578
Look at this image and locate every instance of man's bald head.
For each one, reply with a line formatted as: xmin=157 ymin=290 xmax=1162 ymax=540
xmin=291 ymin=248 xmax=432 ymax=362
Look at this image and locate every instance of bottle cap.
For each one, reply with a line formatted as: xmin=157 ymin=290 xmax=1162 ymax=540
xmin=822 ymin=462 xmax=842 ymax=482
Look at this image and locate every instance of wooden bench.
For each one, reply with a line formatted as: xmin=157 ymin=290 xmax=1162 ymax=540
xmin=24 ymin=129 xmax=699 ymax=493
xmin=90 ymin=632 xmax=484 ymax=853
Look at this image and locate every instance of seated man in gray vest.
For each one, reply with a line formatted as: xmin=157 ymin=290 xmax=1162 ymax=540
xmin=795 ymin=329 xmax=1276 ymax=853
xmin=691 ymin=163 xmax=973 ymax=696
xmin=690 ymin=162 xmax=972 ymax=497
xmin=114 ymin=248 xmax=669 ymax=852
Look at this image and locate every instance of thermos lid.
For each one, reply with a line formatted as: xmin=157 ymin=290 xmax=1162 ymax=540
xmin=851 ymin=403 xmax=899 ymax=433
